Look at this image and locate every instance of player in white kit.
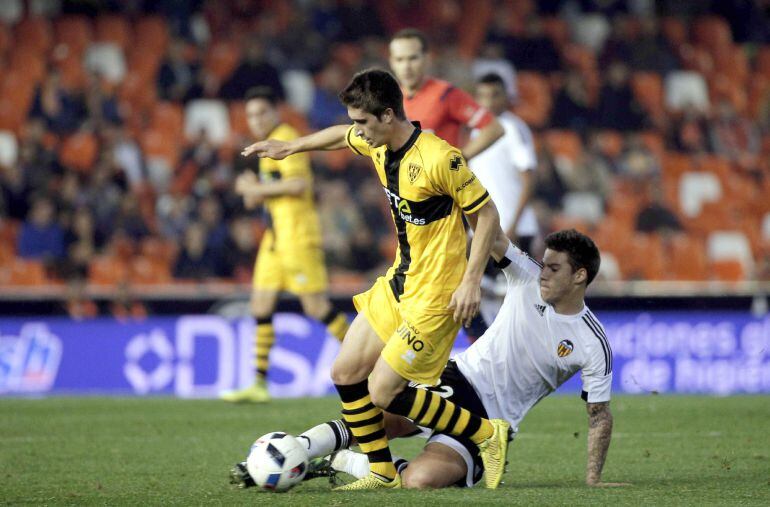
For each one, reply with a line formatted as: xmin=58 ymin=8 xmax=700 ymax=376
xmin=470 ymin=73 xmax=539 ymax=252
xmin=465 ymin=73 xmax=540 ymax=340
xmin=230 ymin=229 xmax=624 ymax=489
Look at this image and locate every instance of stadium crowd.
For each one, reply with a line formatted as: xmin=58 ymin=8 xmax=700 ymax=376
xmin=1 ymin=0 xmax=770 ymax=303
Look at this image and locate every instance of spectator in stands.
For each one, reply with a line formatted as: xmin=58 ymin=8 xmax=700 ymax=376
xmin=219 ymin=38 xmax=284 ymax=101
xmin=84 ymin=73 xmax=122 ymax=128
xmin=18 ymin=196 xmax=65 ymax=260
xmin=595 ymin=62 xmax=646 ymax=131
xmin=157 ymin=38 xmax=204 ymax=102
xmin=112 ymin=195 xmax=151 ymax=241
xmin=709 ymin=100 xmax=761 ymax=171
xmin=670 ymin=106 xmax=711 ymax=154
xmin=618 ymin=135 xmax=661 ymax=181
xmin=308 ymin=61 xmax=350 ymax=129
xmin=335 ymin=0 xmax=386 ymax=42
xmin=555 ymin=150 xmax=612 ymax=204
xmin=64 ymin=207 xmax=104 ymax=277
xmin=110 ymin=282 xmax=148 ymax=322
xmin=533 ymin=147 xmax=568 ymax=212
xmin=196 ymin=195 xmax=228 ymax=251
xmin=156 ymin=193 xmax=192 ymax=241
xmin=635 ymin=183 xmax=683 ymax=234
xmin=550 ymin=72 xmax=596 ymax=130
xmin=316 ymin=181 xmax=364 ymax=268
xmin=63 ymin=277 xmax=98 ymax=321
xmin=218 ymin=216 xmax=258 ymax=280
xmin=173 ymin=221 xmax=219 ymax=279
xmin=0 ymin=164 xmax=30 ymax=221
xmin=17 ymin=119 xmax=64 ymax=194
xmin=487 ymin=14 xmax=561 ymax=73
xmin=28 ymin=70 xmax=85 ymax=135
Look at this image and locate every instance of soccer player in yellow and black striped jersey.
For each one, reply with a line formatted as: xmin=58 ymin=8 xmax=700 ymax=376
xmin=220 ymin=87 xmax=349 ymax=404
xmin=242 ymin=70 xmax=510 ymax=490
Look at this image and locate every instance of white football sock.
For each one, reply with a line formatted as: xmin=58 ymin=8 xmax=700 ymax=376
xmin=297 ymin=420 xmax=351 ymax=459
xmin=330 ymin=451 xmax=408 ymax=479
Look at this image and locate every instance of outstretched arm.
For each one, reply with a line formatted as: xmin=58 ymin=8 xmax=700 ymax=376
xmin=461 ymin=117 xmax=504 ymax=160
xmin=241 ymin=124 xmax=350 ymax=159
xmin=586 ymin=402 xmax=628 ymax=487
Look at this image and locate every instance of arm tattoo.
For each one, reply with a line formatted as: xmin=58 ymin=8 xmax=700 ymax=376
xmin=586 ymin=401 xmax=613 ymax=485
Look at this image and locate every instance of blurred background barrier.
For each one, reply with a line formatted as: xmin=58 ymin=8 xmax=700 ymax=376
xmin=2 ymin=311 xmax=769 ymax=397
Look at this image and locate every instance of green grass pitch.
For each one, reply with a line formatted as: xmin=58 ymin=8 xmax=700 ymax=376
xmin=1 ymin=395 xmax=769 ymax=505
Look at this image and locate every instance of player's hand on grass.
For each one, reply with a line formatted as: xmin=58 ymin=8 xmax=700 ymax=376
xmin=242 ymin=139 xmax=293 ymax=159
xmin=448 ymin=280 xmax=481 ymax=327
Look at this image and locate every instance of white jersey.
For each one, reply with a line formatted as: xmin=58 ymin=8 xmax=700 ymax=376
xmin=469 ymin=111 xmax=538 ymax=237
xmin=454 ymin=244 xmax=613 ymax=431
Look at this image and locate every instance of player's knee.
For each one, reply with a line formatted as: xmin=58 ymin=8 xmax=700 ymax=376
xmin=401 ymin=466 xmax=439 ymax=489
xmin=367 ymin=380 xmax=399 ymax=409
xmin=330 ymin=359 xmax=365 ymax=385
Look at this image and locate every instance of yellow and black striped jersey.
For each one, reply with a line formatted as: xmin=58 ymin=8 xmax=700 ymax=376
xmin=345 ymin=123 xmax=490 ymax=313
xmin=259 ymin=123 xmax=322 ymax=249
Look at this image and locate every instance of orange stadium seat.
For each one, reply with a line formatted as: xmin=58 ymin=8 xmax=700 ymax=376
xmin=595 ymin=130 xmax=624 ymax=159
xmin=756 ymin=45 xmax=770 ymax=79
xmin=631 ymin=72 xmax=664 ymax=118
xmin=126 ymin=44 xmax=162 ymax=82
xmin=130 ymin=255 xmax=172 ymax=285
xmin=141 ymin=128 xmax=180 ymax=168
xmin=710 ymin=259 xmax=744 ymax=282
xmin=747 ymin=73 xmax=769 ymax=121
xmin=541 ymin=16 xmax=570 ymax=49
xmin=278 ymin=104 xmax=309 ymax=135
xmin=0 ymin=71 xmax=35 ymax=133
xmin=0 ymin=23 xmax=10 ymax=54
xmin=667 ymin=234 xmax=709 ymax=281
xmin=205 ymin=40 xmax=242 ymax=82
xmin=457 ymin=0 xmax=492 ymax=59
xmin=60 ymin=133 xmax=98 ymax=173
xmin=228 ymin=101 xmax=248 ymax=138
xmin=662 ymin=152 xmax=693 ymax=178
xmin=661 ymin=17 xmax=687 ymax=49
xmin=55 ymin=53 xmax=87 ymax=90
xmin=89 ymin=256 xmax=130 ymax=286
xmin=54 ymin=16 xmax=93 ymax=55
xmin=4 ymin=259 xmax=48 ymax=286
xmin=134 ymin=16 xmax=169 ymax=53
xmin=513 ymin=72 xmax=552 ymax=128
xmin=14 ymin=16 xmax=52 ymax=54
xmin=544 ymin=130 xmax=582 ymax=161
xmin=95 ymin=15 xmax=132 ymax=49
xmin=638 ymin=131 xmax=665 ymax=162
xmin=140 ymin=237 xmax=179 ymax=265
xmin=10 ymin=47 xmax=46 ymax=85
xmin=692 ymin=16 xmax=732 ymax=53
xmin=151 ymin=102 xmax=184 ymax=133
xmin=614 ymin=233 xmax=665 ymax=281
xmin=118 ymin=73 xmax=157 ymax=122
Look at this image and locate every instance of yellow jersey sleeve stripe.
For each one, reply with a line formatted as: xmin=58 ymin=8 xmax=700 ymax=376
xmin=346 ymin=126 xmax=366 ymax=157
xmin=462 ymin=191 xmax=490 ymax=213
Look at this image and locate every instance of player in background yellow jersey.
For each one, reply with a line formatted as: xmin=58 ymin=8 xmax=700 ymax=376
xmin=221 ymin=87 xmax=349 ymax=403
xmin=243 ymin=70 xmax=510 ymax=490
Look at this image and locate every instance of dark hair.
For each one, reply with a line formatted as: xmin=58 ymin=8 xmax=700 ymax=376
xmin=244 ymin=86 xmax=277 ymax=105
xmin=477 ymin=72 xmax=506 ymax=88
xmin=391 ymin=28 xmax=429 ymax=53
xmin=338 ymin=68 xmax=406 ymax=120
xmin=544 ymin=229 xmax=601 ymax=285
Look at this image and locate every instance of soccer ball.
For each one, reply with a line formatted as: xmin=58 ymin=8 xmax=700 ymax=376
xmin=246 ymin=432 xmax=308 ymax=492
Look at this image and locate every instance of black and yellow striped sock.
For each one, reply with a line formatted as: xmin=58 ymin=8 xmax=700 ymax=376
xmin=254 ymin=315 xmax=274 ymax=381
xmin=387 ymin=385 xmax=493 ymax=445
xmin=321 ymin=308 xmax=349 ymax=342
xmin=335 ymin=380 xmax=397 ymax=480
